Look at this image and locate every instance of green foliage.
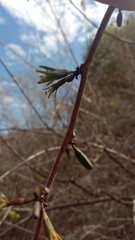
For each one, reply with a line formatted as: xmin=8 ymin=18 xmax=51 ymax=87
xmin=84 ymin=17 xmax=135 ymax=87
xmin=80 ymin=15 xmax=135 ymax=139
xmin=0 ymin=210 xmax=20 ymax=220
xmin=36 ymin=66 xmax=72 ymax=84
xmin=36 ymin=65 xmax=76 ymax=97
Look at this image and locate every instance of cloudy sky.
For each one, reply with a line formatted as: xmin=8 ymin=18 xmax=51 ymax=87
xmin=0 ymin=0 xmax=129 ymax=130
xmin=0 ymin=0 xmax=109 ymax=72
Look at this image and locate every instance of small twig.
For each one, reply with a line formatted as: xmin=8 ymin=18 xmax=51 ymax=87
xmin=0 ymin=215 xmax=31 ymax=237
xmin=12 ymin=172 xmax=44 ymax=186
xmin=33 ymin=206 xmax=43 ymax=240
xmin=44 ymin=6 xmax=115 ymax=199
xmin=2 ymin=219 xmax=46 ymax=239
xmin=56 ymin=99 xmax=100 ymax=119
xmin=46 ymin=196 xmax=132 ymax=211
xmin=69 ymin=179 xmax=99 ymax=197
xmin=87 ymin=141 xmax=135 ymax=164
xmin=108 ymin=153 xmax=134 ymax=178
xmin=46 ymin=0 xmax=78 ymax=66
xmin=69 ymin=0 xmax=135 ymax=45
xmin=0 ymin=134 xmax=60 ymax=181
xmin=0 ymin=58 xmax=47 ymax=126
xmin=0 ymin=40 xmax=37 ymax=68
xmin=0 ymin=205 xmax=12 ymax=226
xmin=0 ymin=197 xmax=36 ymax=210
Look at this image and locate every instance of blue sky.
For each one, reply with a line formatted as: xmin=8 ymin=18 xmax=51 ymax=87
xmin=0 ymin=0 xmax=109 ymax=73
xmin=0 ymin=0 xmax=129 ymax=131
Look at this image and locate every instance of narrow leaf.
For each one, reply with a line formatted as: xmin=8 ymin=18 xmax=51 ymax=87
xmin=43 ymin=210 xmax=62 ymax=240
xmin=39 ymin=66 xmax=56 ymax=71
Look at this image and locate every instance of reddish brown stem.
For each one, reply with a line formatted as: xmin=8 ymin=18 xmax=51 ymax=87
xmin=33 ymin=206 xmax=43 ymax=240
xmin=45 ymin=6 xmax=115 ymax=196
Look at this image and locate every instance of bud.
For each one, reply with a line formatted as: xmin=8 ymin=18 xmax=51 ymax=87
xmin=73 ymin=145 xmax=93 ymax=170
xmin=33 ymin=202 xmax=41 ymax=219
xmin=116 ymin=10 xmax=122 ymax=27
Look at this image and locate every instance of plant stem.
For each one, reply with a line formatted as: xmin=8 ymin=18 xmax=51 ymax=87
xmin=45 ymin=6 xmax=115 ymax=196
xmin=33 ymin=207 xmax=43 ymax=240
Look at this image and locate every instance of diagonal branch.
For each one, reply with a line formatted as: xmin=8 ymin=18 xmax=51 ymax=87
xmin=69 ymin=0 xmax=135 ymax=45
xmin=46 ymin=0 xmax=78 ymax=66
xmin=44 ymin=6 xmax=115 ymax=198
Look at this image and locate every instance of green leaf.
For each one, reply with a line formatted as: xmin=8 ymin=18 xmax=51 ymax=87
xmin=36 ymin=65 xmax=78 ymax=97
xmin=39 ymin=65 xmax=56 ymax=71
xmin=43 ymin=210 xmax=62 ymax=240
xmin=36 ymin=66 xmax=72 ymax=84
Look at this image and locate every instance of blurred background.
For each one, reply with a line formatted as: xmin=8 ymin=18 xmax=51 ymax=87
xmin=0 ymin=0 xmax=135 ymax=239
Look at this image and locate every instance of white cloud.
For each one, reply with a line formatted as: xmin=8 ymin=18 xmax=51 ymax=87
xmin=5 ymin=43 xmax=26 ymax=63
xmin=20 ymin=33 xmax=36 ymax=45
xmin=1 ymin=0 xmax=59 ymax=31
xmin=0 ymin=85 xmax=17 ymax=104
xmin=0 ymin=16 xmax=5 ymax=24
xmin=1 ymin=0 xmax=124 ymax=69
xmin=2 ymin=96 xmax=17 ymax=104
xmin=6 ymin=43 xmax=26 ymax=57
xmin=1 ymin=0 xmax=108 ymax=53
xmin=0 ymin=81 xmax=16 ymax=89
xmin=0 ymin=86 xmax=27 ymax=108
